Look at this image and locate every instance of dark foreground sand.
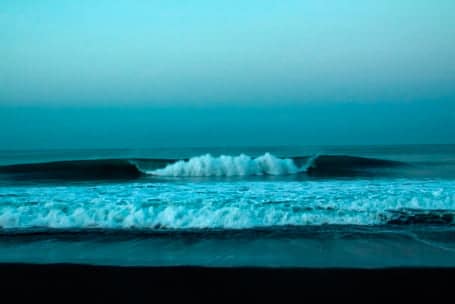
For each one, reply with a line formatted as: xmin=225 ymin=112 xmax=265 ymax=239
xmin=0 ymin=264 xmax=453 ymax=300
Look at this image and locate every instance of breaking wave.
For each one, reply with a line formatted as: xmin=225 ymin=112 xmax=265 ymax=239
xmin=148 ymin=153 xmax=316 ymax=177
xmin=0 ymin=153 xmax=405 ymax=181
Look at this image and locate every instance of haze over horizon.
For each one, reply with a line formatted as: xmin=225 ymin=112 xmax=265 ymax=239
xmin=1 ymin=1 xmax=454 ymax=149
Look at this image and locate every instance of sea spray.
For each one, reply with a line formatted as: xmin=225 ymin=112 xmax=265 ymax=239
xmin=149 ymin=153 xmax=316 ymax=177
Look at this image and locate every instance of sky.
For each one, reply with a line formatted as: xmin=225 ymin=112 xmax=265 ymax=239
xmin=1 ymin=0 xmax=454 ymax=148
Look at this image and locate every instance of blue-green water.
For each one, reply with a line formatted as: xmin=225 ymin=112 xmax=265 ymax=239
xmin=0 ymin=145 xmax=455 ymax=267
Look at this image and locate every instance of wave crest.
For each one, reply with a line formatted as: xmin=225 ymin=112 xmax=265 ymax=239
xmin=0 ymin=154 xmax=405 ymax=181
xmin=148 ymin=153 xmax=316 ymax=177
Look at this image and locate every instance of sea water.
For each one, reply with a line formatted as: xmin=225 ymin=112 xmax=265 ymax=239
xmin=0 ymin=145 xmax=454 ymax=267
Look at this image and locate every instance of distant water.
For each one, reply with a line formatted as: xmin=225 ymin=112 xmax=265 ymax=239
xmin=1 ymin=145 xmax=455 ymax=267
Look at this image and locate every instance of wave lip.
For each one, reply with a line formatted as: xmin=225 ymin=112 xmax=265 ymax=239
xmin=148 ymin=153 xmax=316 ymax=177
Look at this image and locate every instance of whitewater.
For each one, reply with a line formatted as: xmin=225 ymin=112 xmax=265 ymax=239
xmin=1 ymin=146 xmax=455 ymax=267
xmin=148 ymin=153 xmax=314 ymax=177
xmin=1 ymin=178 xmax=455 ymax=230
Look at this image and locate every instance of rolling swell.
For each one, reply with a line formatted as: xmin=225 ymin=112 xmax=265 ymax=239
xmin=299 ymin=155 xmax=404 ymax=177
xmin=0 ymin=154 xmax=406 ymax=181
xmin=0 ymin=159 xmax=145 ymax=181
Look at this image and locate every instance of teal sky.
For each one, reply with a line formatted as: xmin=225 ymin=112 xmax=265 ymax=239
xmin=1 ymin=1 xmax=454 ymax=148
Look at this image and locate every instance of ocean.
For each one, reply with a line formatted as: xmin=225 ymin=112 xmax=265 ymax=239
xmin=1 ymin=144 xmax=455 ymax=268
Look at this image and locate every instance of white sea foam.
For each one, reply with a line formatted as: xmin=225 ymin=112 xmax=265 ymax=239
xmin=148 ymin=153 xmax=315 ymax=177
xmin=0 ymin=179 xmax=454 ymax=229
